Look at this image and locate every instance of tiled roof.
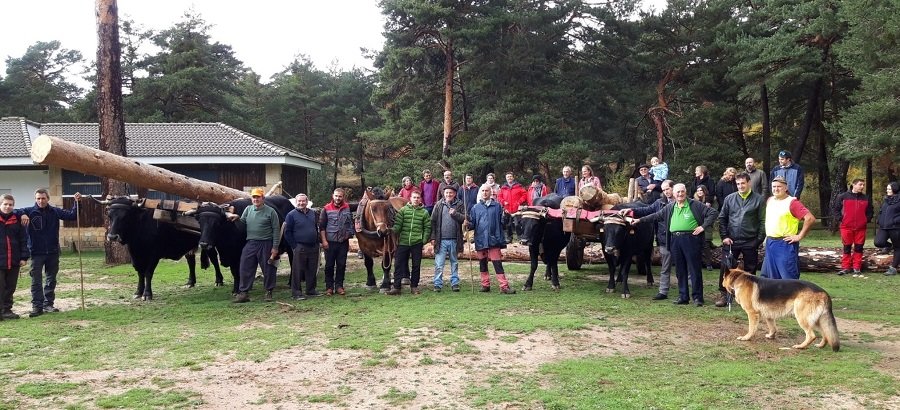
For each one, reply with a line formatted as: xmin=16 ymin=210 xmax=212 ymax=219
xmin=0 ymin=117 xmax=32 ymax=157
xmin=37 ymin=122 xmax=319 ymax=162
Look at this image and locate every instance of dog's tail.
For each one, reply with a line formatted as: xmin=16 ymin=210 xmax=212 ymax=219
xmin=820 ymin=296 xmax=841 ymax=352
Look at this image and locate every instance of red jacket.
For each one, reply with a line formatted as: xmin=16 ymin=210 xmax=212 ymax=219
xmin=526 ymin=184 xmax=550 ymax=206
xmin=498 ymin=182 xmax=527 ymax=214
xmin=834 ymin=191 xmax=873 ymax=230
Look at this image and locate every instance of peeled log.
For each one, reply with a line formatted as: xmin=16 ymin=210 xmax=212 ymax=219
xmin=31 ymin=135 xmax=249 ymax=203
xmin=579 ymin=185 xmax=606 ymax=210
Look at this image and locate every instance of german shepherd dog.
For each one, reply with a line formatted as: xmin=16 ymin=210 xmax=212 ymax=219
xmin=722 ymin=269 xmax=840 ymax=352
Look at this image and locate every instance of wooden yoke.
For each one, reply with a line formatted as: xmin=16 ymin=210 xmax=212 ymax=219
xmin=30 ymin=135 xmax=250 ymax=203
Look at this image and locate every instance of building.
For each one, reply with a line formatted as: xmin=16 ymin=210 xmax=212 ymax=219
xmin=0 ymin=117 xmax=322 ymax=249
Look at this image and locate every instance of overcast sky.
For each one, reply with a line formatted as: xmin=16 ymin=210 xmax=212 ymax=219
xmin=1 ymin=0 xmax=667 ymax=86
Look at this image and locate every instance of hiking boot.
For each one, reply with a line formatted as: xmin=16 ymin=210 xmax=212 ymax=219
xmin=714 ymin=294 xmax=727 ymax=308
xmin=522 ymin=285 xmax=533 ymax=291
xmin=433 ymin=286 xmax=442 ymax=293
xmin=451 ymin=285 xmax=460 ymax=292
xmin=325 ymin=288 xmax=334 ymax=296
xmin=232 ymin=292 xmax=250 ymax=303
xmin=837 ymin=269 xmax=849 ymax=276
xmin=264 ymin=290 xmax=273 ymax=302
xmin=885 ymin=266 xmax=898 ymax=276
xmin=480 ymin=286 xmax=491 ymax=293
xmin=694 ymin=300 xmax=704 ymax=307
xmin=44 ymin=306 xmax=60 ymax=313
xmin=401 ymin=278 xmax=411 ymax=286
xmin=306 ymin=290 xmax=321 ymax=297
xmin=411 ymin=287 xmax=421 ymax=295
xmin=500 ymin=287 xmax=516 ymax=295
xmin=29 ymin=308 xmax=43 ymax=318
xmin=652 ymin=293 xmax=668 ymax=300
xmin=293 ymin=294 xmax=307 ymax=301
xmin=2 ymin=310 xmax=20 ymax=320
xmin=386 ymin=288 xmax=401 ymax=296
xmin=852 ymin=269 xmax=863 ymax=277
xmin=336 ymin=287 xmax=346 ymax=295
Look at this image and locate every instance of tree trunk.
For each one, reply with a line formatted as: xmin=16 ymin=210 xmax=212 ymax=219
xmin=829 ymin=159 xmax=850 ymax=230
xmin=441 ymin=40 xmax=455 ymax=162
xmin=96 ymin=0 xmax=129 ymax=265
xmin=651 ymin=69 xmax=676 ymax=162
xmin=791 ymin=78 xmax=823 ymax=164
xmin=761 ymin=84 xmax=771 ymax=171
xmin=817 ymin=117 xmax=831 ymax=219
xmin=865 ymin=158 xmax=873 ymax=200
xmin=31 ymin=136 xmax=250 ymax=203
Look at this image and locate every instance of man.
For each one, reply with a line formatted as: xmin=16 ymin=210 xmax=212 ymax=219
xmin=770 ymin=150 xmax=805 ymax=199
xmin=628 ymin=180 xmax=675 ymax=300
xmin=833 ymin=179 xmax=873 ymax=276
xmin=716 ymin=173 xmax=765 ymax=307
xmin=431 ymin=186 xmax=466 ymax=292
xmin=498 ymin=172 xmax=526 ymax=242
xmin=0 ymin=194 xmax=29 ymax=320
xmin=526 ymin=175 xmax=550 ymax=206
xmin=419 ymin=170 xmax=441 ymax=214
xmin=319 ymin=188 xmax=355 ymax=296
xmin=438 ymin=170 xmax=460 ymax=195
xmin=398 ymin=176 xmax=419 ymax=201
xmin=469 ymin=184 xmax=516 ymax=294
xmin=745 ymin=157 xmax=768 ymax=197
xmin=18 ymin=189 xmax=81 ymax=317
xmin=460 ymin=174 xmax=479 ymax=214
xmin=283 ymin=194 xmax=320 ymax=300
xmin=231 ymin=188 xmax=282 ymax=303
xmin=635 ymin=183 xmax=717 ymax=306
xmin=554 ymin=166 xmax=576 ymax=197
xmin=387 ymin=191 xmax=431 ymax=295
xmin=762 ymin=176 xmax=816 ymax=280
xmin=636 ymin=164 xmax=660 ymax=203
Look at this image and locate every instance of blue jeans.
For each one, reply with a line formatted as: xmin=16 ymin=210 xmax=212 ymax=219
xmin=30 ymin=253 xmax=60 ymax=309
xmin=433 ymin=239 xmax=459 ymax=288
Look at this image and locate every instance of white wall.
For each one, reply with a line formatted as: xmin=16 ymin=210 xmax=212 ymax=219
xmin=0 ymin=170 xmax=49 ymax=204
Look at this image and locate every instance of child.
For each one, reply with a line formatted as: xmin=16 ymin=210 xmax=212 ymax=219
xmin=650 ymin=157 xmax=668 ymax=183
xmin=1 ymin=194 xmax=29 ymax=320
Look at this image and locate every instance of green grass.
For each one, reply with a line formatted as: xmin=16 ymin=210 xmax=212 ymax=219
xmin=0 ymin=250 xmax=897 ymax=408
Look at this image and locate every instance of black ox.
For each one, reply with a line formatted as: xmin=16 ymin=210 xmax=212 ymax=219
xmin=96 ymin=196 xmax=203 ymax=300
xmin=190 ymin=196 xmax=294 ymax=295
xmin=517 ymin=194 xmax=571 ymax=291
xmin=602 ymin=203 xmax=654 ymax=298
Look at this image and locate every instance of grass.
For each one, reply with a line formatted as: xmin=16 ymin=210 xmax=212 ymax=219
xmin=0 ymin=249 xmax=897 ymax=408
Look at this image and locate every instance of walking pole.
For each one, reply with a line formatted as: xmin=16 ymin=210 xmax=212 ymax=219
xmin=75 ymin=197 xmax=86 ymax=311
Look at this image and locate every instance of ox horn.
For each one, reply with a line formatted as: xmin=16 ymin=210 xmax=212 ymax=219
xmin=183 ymin=209 xmax=197 ymax=216
xmin=89 ymin=195 xmax=112 ymax=205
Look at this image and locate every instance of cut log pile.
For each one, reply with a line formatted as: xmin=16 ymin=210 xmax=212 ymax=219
xmin=347 ymin=239 xmax=894 ymax=273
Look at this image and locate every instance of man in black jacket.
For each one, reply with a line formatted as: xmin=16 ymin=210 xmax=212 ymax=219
xmin=635 ymin=183 xmax=717 ymax=306
xmin=716 ymin=173 xmax=765 ymax=307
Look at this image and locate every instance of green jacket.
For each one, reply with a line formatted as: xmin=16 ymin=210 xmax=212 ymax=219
xmin=393 ymin=203 xmax=431 ymax=246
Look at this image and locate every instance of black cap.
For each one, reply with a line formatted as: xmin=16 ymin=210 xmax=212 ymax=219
xmin=639 ymin=164 xmax=650 ymax=170
xmin=532 ymin=174 xmax=542 ymax=182
xmin=443 ymin=185 xmax=457 ymax=192
xmin=778 ymin=150 xmax=792 ymax=158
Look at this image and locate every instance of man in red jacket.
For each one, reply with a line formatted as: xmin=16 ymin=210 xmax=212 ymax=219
xmin=498 ymin=172 xmax=526 ymax=242
xmin=833 ymin=179 xmax=874 ymax=276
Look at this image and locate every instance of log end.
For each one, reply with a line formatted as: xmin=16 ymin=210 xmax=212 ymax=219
xmin=30 ymin=135 xmax=53 ymax=163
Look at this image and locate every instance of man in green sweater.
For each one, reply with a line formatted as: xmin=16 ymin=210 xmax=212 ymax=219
xmin=232 ymin=188 xmax=282 ymax=303
xmin=387 ymin=191 xmax=431 ymax=295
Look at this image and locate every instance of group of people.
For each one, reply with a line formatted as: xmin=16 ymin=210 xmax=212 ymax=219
xmin=2 ymin=150 xmax=899 ymax=312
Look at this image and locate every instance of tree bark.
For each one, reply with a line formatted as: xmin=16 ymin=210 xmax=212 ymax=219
xmin=650 ymin=69 xmax=676 ymax=161
xmin=760 ymin=84 xmax=771 ymax=171
xmin=791 ymin=78 xmax=823 ymax=165
xmin=96 ymin=0 xmax=129 ymax=265
xmin=442 ymin=39 xmax=455 ymax=163
xmin=31 ymin=136 xmax=250 ymax=203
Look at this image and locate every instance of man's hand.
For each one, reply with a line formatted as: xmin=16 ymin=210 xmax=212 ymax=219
xmin=225 ymin=212 xmax=238 ymax=221
xmin=20 ymin=214 xmax=30 ymax=226
xmin=321 ymin=241 xmax=329 ymax=250
xmin=19 ymin=260 xmax=27 ymax=267
xmin=270 ymin=249 xmax=279 ymax=259
xmin=73 ymin=192 xmax=82 ymax=201
xmin=722 ymin=238 xmax=733 ymax=246
xmin=692 ymin=226 xmax=705 ymax=236
xmin=784 ymin=234 xmax=802 ymax=244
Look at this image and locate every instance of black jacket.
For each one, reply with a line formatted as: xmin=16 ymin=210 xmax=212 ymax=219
xmin=718 ymin=191 xmax=765 ymax=247
xmin=0 ymin=212 xmax=29 ymax=269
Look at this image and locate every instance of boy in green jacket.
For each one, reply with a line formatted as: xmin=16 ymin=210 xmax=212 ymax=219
xmin=388 ymin=191 xmax=431 ymax=295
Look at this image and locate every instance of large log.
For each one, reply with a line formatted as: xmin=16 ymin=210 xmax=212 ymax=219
xmin=30 ymin=135 xmax=250 ymax=203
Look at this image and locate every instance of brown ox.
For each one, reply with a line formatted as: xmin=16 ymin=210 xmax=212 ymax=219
xmin=356 ymin=188 xmax=408 ymax=291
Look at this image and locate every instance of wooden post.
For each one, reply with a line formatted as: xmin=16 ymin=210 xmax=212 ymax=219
xmin=31 ymin=135 xmax=250 ymax=203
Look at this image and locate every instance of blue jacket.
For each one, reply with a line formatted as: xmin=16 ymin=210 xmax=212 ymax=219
xmin=468 ymin=199 xmax=507 ymax=251
xmin=771 ymin=163 xmax=805 ymax=198
xmin=631 ymin=195 xmax=671 ymax=247
xmin=554 ymin=177 xmax=576 ymax=197
xmin=18 ymin=203 xmax=77 ymax=255
xmin=283 ymin=207 xmax=320 ymax=249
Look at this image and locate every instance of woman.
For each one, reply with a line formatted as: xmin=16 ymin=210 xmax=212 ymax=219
xmin=578 ymin=165 xmax=603 ymax=191
xmin=875 ymin=181 xmax=900 ymax=276
xmin=694 ymin=186 xmax=716 ymax=270
xmin=715 ymin=167 xmax=738 ymax=210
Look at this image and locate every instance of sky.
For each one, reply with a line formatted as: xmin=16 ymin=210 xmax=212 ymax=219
xmin=0 ymin=0 xmax=667 ymax=86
